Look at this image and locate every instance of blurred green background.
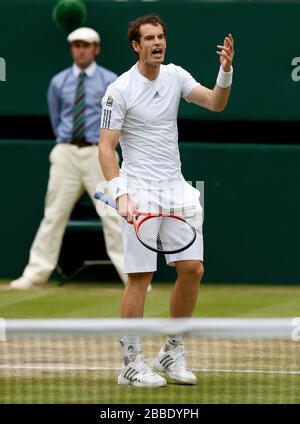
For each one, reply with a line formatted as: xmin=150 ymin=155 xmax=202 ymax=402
xmin=0 ymin=0 xmax=300 ymax=284
xmin=1 ymin=0 xmax=300 ymax=119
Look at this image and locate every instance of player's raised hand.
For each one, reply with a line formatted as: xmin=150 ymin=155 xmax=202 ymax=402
xmin=117 ymin=194 xmax=138 ymax=224
xmin=217 ymin=34 xmax=234 ymax=72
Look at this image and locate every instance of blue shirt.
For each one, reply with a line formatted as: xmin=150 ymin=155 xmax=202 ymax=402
xmin=47 ymin=62 xmax=117 ymax=144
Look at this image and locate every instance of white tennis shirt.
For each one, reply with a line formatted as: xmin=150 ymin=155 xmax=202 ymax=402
xmin=100 ymin=63 xmax=200 ymax=184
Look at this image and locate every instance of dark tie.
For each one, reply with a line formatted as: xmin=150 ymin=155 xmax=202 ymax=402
xmin=73 ymin=72 xmax=86 ymax=141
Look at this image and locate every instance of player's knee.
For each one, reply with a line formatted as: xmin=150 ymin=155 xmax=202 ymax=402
xmin=194 ymin=262 xmax=204 ymax=281
xmin=127 ymin=272 xmax=153 ymax=291
xmin=182 ymin=262 xmax=204 ymax=281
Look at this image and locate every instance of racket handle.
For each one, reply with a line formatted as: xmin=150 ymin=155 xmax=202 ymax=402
xmin=94 ymin=191 xmax=116 ymax=209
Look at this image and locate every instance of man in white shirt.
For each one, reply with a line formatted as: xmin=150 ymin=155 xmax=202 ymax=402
xmin=99 ymin=15 xmax=234 ymax=387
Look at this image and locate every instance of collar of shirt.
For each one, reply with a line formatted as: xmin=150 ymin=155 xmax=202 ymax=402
xmin=72 ymin=61 xmax=97 ymax=77
xmin=134 ymin=62 xmax=161 ymax=84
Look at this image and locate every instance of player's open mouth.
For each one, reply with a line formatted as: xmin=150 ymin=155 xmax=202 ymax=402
xmin=152 ymin=48 xmax=163 ymax=57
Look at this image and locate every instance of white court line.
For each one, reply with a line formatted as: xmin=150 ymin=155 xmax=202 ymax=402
xmin=194 ymin=368 xmax=300 ymax=375
xmin=0 ymin=365 xmax=115 ymax=371
xmin=0 ymin=364 xmax=300 ymax=375
xmin=0 ymin=290 xmax=53 ymax=308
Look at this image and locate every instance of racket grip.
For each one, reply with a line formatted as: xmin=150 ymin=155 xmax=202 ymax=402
xmin=94 ymin=191 xmax=116 ymax=209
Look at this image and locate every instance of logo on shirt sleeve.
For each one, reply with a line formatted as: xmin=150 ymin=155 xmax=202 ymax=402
xmin=106 ymin=95 xmax=114 ymax=107
xmin=101 ymin=109 xmax=112 ymax=129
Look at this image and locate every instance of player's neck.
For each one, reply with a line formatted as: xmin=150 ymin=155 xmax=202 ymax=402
xmin=137 ymin=61 xmax=160 ymax=81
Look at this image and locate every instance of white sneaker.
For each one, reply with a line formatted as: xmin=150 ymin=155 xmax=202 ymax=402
xmin=118 ymin=355 xmax=167 ymax=387
xmin=9 ymin=277 xmax=46 ymax=290
xmin=153 ymin=345 xmax=197 ymax=385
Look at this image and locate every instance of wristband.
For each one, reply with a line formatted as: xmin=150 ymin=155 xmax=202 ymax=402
xmin=108 ymin=176 xmax=129 ymax=200
xmin=216 ymin=65 xmax=233 ymax=88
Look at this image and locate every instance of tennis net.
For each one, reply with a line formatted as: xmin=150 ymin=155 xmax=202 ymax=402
xmin=0 ymin=318 xmax=299 ymax=404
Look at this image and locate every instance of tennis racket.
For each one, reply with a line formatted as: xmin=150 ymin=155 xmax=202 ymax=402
xmin=94 ymin=191 xmax=197 ymax=254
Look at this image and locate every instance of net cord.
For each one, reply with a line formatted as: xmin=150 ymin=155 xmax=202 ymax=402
xmin=3 ymin=318 xmax=295 ymax=340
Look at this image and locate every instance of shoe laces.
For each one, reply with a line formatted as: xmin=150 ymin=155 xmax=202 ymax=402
xmin=134 ymin=358 xmax=157 ymax=376
xmin=174 ymin=351 xmax=187 ymax=367
xmin=170 ymin=346 xmax=191 ymax=370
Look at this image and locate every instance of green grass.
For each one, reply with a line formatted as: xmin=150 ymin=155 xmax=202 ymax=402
xmin=0 ymin=280 xmax=300 ymax=318
xmin=1 ymin=280 xmax=299 ymax=404
xmin=1 ymin=373 xmax=299 ymax=404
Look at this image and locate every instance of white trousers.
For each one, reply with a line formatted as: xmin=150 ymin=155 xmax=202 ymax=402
xmin=22 ymin=143 xmax=126 ymax=284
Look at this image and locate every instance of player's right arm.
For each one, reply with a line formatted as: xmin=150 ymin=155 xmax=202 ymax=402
xmin=98 ymin=129 xmax=136 ymax=223
xmin=98 ymin=129 xmax=120 ymax=181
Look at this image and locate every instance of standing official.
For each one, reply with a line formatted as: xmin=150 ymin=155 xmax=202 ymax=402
xmin=10 ymin=27 xmax=126 ymax=289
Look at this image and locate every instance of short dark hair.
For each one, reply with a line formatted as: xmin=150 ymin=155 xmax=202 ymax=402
xmin=128 ymin=15 xmax=167 ymax=48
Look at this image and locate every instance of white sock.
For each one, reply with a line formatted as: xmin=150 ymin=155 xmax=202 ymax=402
xmin=120 ymin=336 xmax=142 ymax=365
xmin=164 ymin=335 xmax=184 ymax=351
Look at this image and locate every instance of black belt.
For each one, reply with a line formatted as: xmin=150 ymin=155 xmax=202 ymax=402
xmin=71 ymin=139 xmax=94 ymax=148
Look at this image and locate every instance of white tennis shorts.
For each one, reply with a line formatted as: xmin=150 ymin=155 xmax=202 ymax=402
xmin=119 ymin=179 xmax=203 ymax=273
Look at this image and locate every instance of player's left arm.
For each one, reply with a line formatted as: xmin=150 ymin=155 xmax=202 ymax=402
xmin=188 ymin=34 xmax=234 ymax=112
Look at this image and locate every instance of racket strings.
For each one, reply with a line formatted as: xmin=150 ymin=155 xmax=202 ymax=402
xmin=137 ymin=216 xmax=196 ymax=253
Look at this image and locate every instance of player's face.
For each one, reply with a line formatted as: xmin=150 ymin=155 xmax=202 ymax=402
xmin=71 ymin=41 xmax=100 ymax=69
xmin=134 ymin=24 xmax=166 ymax=65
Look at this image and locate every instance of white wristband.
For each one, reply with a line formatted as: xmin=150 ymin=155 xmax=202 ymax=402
xmin=108 ymin=176 xmax=129 ymax=200
xmin=216 ymin=65 xmax=233 ymax=88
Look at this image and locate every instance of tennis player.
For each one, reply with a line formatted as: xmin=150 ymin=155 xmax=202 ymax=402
xmin=99 ymin=15 xmax=234 ymax=387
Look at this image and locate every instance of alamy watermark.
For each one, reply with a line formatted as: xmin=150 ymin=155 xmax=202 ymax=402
xmin=0 ymin=57 xmax=6 ymax=82
xmin=95 ymin=180 xmax=205 ymax=219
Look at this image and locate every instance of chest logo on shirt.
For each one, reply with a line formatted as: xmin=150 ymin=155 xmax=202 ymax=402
xmin=153 ymin=91 xmax=160 ymax=99
xmin=106 ymin=95 xmax=114 ymax=107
